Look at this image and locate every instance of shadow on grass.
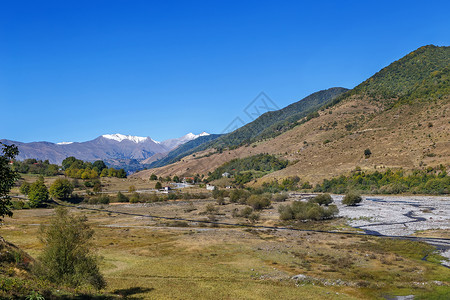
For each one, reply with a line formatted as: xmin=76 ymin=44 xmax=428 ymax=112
xmin=112 ymin=287 xmax=155 ymax=299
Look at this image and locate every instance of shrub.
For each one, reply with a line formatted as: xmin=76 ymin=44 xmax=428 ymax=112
xmin=342 ymin=192 xmax=362 ymax=206
xmin=310 ymin=193 xmax=333 ymax=206
xmin=19 ymin=182 xmax=31 ymax=195
xmin=205 ymin=203 xmax=218 ymax=214
xmin=116 ymin=191 xmax=129 ymax=203
xmin=279 ymin=201 xmax=338 ymax=221
xmin=229 ymin=189 xmax=251 ymax=203
xmin=246 ymin=194 xmax=271 ymax=210
xmin=35 ymin=207 xmax=105 ymax=289
xmin=49 ymin=178 xmax=74 ymax=199
xmin=272 ymin=192 xmax=288 ymax=202
xmin=129 ymin=192 xmax=140 ymax=203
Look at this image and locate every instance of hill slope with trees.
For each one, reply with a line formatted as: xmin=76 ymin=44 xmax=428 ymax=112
xmin=132 ymin=45 xmax=450 ymax=183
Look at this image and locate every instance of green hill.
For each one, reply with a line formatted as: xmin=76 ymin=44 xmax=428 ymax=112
xmin=149 ymin=134 xmax=222 ymax=168
xmin=210 ymin=87 xmax=348 ymax=149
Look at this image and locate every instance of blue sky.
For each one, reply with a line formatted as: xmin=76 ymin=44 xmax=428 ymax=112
xmin=1 ymin=0 xmax=449 ymax=143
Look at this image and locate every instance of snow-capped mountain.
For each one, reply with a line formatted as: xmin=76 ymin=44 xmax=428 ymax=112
xmin=101 ymin=133 xmax=151 ymax=143
xmin=1 ymin=132 xmax=210 ymax=167
xmin=160 ymin=132 xmax=210 ymax=149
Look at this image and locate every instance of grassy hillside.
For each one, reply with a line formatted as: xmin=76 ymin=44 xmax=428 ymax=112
xmin=149 ymin=134 xmax=222 ymax=168
xmin=133 ymin=45 xmax=449 ymax=183
xmin=210 ymin=87 xmax=347 ymax=149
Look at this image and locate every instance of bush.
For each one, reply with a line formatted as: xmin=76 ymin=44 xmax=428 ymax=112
xmin=235 ymin=206 xmax=253 ymax=218
xmin=129 ymin=192 xmax=140 ymax=203
xmin=49 ymin=178 xmax=74 ymax=199
xmin=272 ymin=192 xmax=288 ymax=202
xmin=310 ymin=194 xmax=333 ymax=206
xmin=229 ymin=189 xmax=251 ymax=203
xmin=342 ymin=192 xmax=362 ymax=206
xmin=279 ymin=201 xmax=338 ymax=221
xmin=35 ymin=207 xmax=105 ymax=289
xmin=246 ymin=194 xmax=271 ymax=210
xmin=19 ymin=182 xmax=31 ymax=195
xmin=116 ymin=191 xmax=129 ymax=203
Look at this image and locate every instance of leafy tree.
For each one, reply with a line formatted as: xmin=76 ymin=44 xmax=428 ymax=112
xmin=36 ymin=207 xmax=105 ymax=289
xmin=364 ymin=148 xmax=372 ymax=158
xmin=28 ymin=180 xmax=49 ymax=207
xmin=20 ymin=181 xmax=31 ymax=195
xmin=117 ymin=168 xmax=127 ymax=178
xmin=128 ymin=185 xmax=136 ymax=193
xmin=155 ymin=182 xmax=162 ymax=190
xmin=173 ymin=175 xmax=180 ymax=183
xmin=116 ymin=191 xmax=129 ymax=203
xmin=93 ymin=182 xmax=102 ymax=194
xmin=0 ymin=143 xmax=20 ymax=221
xmin=49 ymin=178 xmax=74 ymax=199
xmin=342 ymin=191 xmax=362 ymax=206
xmin=92 ymin=160 xmax=107 ymax=173
xmin=150 ymin=174 xmax=158 ymax=181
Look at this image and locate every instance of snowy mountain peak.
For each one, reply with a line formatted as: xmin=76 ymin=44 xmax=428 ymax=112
xmin=183 ymin=132 xmax=210 ymax=140
xmin=102 ymin=133 xmax=152 ymax=143
xmin=57 ymin=142 xmax=73 ymax=145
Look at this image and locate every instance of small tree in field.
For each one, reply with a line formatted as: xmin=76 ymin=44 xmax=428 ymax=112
xmin=36 ymin=207 xmax=105 ymax=290
xmin=49 ymin=178 xmax=74 ymax=199
xmin=342 ymin=191 xmax=362 ymax=206
xmin=364 ymin=148 xmax=372 ymax=158
xmin=155 ymin=182 xmax=162 ymax=190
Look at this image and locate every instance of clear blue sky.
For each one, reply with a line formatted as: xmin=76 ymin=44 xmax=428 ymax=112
xmin=1 ymin=0 xmax=449 ymax=143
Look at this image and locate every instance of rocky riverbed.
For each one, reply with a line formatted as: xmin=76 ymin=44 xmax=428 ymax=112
xmin=334 ymin=195 xmax=450 ymax=266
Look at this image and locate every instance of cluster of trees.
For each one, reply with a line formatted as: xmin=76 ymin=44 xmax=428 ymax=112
xmin=279 ymin=194 xmax=339 ymax=221
xmin=62 ymin=157 xmax=126 ymax=179
xmin=208 ymin=154 xmax=288 ymax=184
xmin=12 ymin=158 xmax=60 ymax=176
xmin=315 ymin=166 xmax=449 ymax=195
xmin=260 ymin=176 xmax=312 ymax=192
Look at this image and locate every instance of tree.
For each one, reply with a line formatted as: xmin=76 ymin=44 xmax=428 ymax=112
xmin=20 ymin=181 xmax=31 ymax=195
xmin=28 ymin=180 xmax=49 ymax=207
xmin=342 ymin=191 xmax=362 ymax=206
xmin=364 ymin=148 xmax=372 ymax=158
xmin=116 ymin=191 xmax=129 ymax=203
xmin=36 ymin=207 xmax=105 ymax=289
xmin=92 ymin=160 xmax=107 ymax=173
xmin=150 ymin=174 xmax=157 ymax=181
xmin=49 ymin=178 xmax=74 ymax=199
xmin=173 ymin=175 xmax=180 ymax=183
xmin=155 ymin=182 xmax=162 ymax=189
xmin=0 ymin=143 xmax=20 ymax=221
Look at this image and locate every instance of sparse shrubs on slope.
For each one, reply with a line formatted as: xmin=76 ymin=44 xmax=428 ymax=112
xmin=342 ymin=192 xmax=362 ymax=206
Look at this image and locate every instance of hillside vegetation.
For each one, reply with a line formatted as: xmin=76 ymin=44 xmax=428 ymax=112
xmin=209 ymin=87 xmax=347 ymax=149
xmin=149 ymin=134 xmax=222 ymax=168
xmin=133 ymin=45 xmax=450 ymax=184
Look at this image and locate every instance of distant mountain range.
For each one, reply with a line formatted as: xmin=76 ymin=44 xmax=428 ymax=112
xmin=0 ymin=132 xmax=210 ymax=170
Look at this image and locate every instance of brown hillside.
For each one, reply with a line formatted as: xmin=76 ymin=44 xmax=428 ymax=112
xmin=132 ymin=94 xmax=450 ymax=183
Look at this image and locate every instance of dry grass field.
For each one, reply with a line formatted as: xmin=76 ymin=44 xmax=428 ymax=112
xmin=1 ymin=196 xmax=449 ymax=299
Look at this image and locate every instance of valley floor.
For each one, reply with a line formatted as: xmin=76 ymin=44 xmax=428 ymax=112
xmin=1 ymin=195 xmax=449 ymax=299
